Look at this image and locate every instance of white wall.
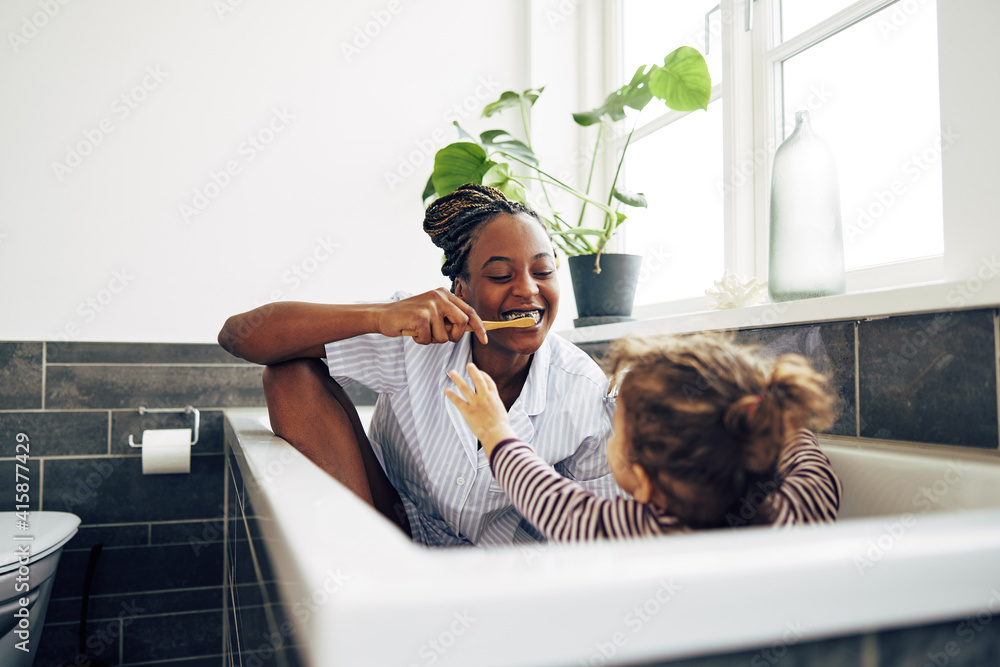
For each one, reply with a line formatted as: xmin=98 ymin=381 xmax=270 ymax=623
xmin=0 ymin=0 xmax=531 ymax=343
xmin=938 ymin=0 xmax=1000 ymax=287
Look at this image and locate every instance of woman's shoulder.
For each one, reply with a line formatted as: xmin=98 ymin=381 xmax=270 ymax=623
xmin=543 ymin=334 xmax=609 ymax=392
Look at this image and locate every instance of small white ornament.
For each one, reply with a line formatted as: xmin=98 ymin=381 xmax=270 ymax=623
xmin=705 ymin=272 xmax=769 ymax=310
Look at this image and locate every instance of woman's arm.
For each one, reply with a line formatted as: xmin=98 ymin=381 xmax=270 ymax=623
xmin=218 ymin=289 xmax=488 ymax=365
xmin=219 ymin=301 xmax=376 ymax=364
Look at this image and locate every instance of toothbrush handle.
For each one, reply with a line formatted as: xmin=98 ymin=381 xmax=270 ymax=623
xmin=399 ymin=323 xmax=474 ymax=337
xmin=399 ymin=319 xmax=529 ymax=337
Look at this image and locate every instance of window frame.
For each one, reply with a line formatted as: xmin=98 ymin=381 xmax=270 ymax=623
xmin=750 ymin=0 xmax=945 ymax=291
xmin=604 ymin=0 xmax=951 ymax=320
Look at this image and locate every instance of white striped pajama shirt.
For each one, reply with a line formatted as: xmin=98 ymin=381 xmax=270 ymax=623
xmin=324 ymin=293 xmax=621 ymax=547
xmin=489 ymin=429 xmax=842 ymax=541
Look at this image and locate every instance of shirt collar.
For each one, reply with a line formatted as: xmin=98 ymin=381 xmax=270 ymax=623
xmin=517 ymin=334 xmax=550 ymax=417
xmin=442 ymin=334 xmax=552 ymax=464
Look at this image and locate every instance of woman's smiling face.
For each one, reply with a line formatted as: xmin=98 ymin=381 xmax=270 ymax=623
xmin=455 ymin=212 xmax=559 ymax=356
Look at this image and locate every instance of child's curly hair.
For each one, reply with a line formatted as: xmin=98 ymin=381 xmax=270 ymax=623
xmin=604 ymin=332 xmax=836 ymax=528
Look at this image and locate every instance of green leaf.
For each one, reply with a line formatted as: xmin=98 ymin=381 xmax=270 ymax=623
xmin=480 ymin=129 xmax=514 ymax=143
xmin=522 ymin=86 xmax=545 ymax=106
xmin=571 ymin=110 xmax=603 ymax=127
xmin=482 ymin=88 xmax=546 ymax=118
xmin=612 ymin=186 xmax=647 ymax=208
xmin=431 ymin=143 xmax=496 ymax=196
xmin=482 ymin=91 xmax=522 ymax=118
xmin=482 ymin=163 xmax=526 ymax=201
xmin=452 ymin=121 xmax=478 ymax=143
xmin=421 ymin=175 xmax=437 ymax=204
xmin=573 ymin=65 xmax=655 ymax=126
xmin=480 ymin=130 xmax=538 ymax=165
xmin=648 ymin=46 xmax=712 ymax=112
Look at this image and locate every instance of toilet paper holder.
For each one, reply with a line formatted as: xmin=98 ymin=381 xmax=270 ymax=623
xmin=127 ymin=406 xmax=201 ymax=448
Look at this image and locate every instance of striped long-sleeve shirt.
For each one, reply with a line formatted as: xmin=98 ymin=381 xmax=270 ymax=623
xmin=488 ymin=429 xmax=842 ymax=541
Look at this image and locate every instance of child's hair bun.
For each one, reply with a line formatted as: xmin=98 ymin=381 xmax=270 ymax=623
xmin=730 ymin=353 xmax=836 ymax=473
xmin=724 ymin=394 xmax=778 ymax=473
xmin=767 ymin=353 xmax=836 ymax=433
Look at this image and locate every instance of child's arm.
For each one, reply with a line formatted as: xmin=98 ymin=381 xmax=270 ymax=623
xmin=446 ymin=364 xmax=672 ymax=541
xmin=767 ymin=430 xmax=842 ymax=526
xmin=489 ymin=440 xmax=665 ymax=541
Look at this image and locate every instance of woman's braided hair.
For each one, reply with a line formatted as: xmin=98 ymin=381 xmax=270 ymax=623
xmin=605 ymin=332 xmax=836 ymax=528
xmin=423 ymin=183 xmax=543 ymax=290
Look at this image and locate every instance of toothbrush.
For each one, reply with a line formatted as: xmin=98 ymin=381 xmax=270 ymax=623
xmin=400 ymin=316 xmax=535 ymax=337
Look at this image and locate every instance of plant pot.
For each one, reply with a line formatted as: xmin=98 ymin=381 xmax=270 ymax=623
xmin=567 ymin=253 xmax=642 ymax=327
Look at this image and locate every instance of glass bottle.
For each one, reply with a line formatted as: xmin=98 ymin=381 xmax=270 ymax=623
xmin=768 ymin=110 xmax=846 ymax=301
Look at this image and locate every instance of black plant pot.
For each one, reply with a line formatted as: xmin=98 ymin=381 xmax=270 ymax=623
xmin=568 ymin=253 xmax=642 ymax=327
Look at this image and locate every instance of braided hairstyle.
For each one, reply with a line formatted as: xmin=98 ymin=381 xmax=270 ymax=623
xmin=423 ymin=183 xmax=544 ymax=290
xmin=604 ymin=333 xmax=836 ymax=528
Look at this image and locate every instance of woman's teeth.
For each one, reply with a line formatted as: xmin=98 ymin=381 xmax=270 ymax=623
xmin=502 ymin=310 xmax=541 ymax=324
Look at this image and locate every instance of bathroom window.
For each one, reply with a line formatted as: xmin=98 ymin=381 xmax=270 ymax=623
xmin=761 ymin=0 xmax=944 ymax=281
xmin=615 ymin=0 xmax=726 ymax=310
xmin=613 ymin=0 xmax=944 ymax=313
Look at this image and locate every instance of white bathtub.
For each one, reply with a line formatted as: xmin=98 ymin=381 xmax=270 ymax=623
xmin=224 ymin=407 xmax=1000 ymax=667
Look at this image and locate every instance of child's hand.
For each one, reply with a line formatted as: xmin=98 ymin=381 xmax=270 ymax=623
xmin=445 ymin=363 xmax=517 ymax=458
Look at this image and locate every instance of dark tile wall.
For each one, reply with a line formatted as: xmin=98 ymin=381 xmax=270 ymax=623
xmin=0 ymin=341 xmax=265 ymax=667
xmin=580 ymin=307 xmax=1000 ymax=450
xmin=858 ymin=310 xmax=997 ymax=447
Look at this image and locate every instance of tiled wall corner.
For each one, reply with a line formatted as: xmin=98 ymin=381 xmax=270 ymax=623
xmin=0 ymin=340 xmax=266 ymax=667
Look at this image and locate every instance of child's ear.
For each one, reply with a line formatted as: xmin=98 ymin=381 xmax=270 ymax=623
xmin=630 ymin=464 xmax=654 ymax=504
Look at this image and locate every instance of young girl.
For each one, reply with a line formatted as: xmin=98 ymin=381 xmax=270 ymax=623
xmin=446 ymin=333 xmax=842 ymax=540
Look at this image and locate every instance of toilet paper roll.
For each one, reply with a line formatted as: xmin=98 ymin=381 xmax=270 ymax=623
xmin=141 ymin=428 xmax=192 ymax=474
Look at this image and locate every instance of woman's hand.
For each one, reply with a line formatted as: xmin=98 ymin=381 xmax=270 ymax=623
xmin=446 ymin=363 xmax=517 ymax=457
xmin=376 ymin=288 xmax=488 ymax=345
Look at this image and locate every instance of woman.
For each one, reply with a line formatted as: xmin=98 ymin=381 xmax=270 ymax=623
xmin=218 ymin=184 xmax=619 ymax=547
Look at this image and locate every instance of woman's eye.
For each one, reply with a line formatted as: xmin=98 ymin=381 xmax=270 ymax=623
xmin=487 ymin=275 xmax=512 ymax=282
xmin=534 ymin=271 xmax=554 ymax=278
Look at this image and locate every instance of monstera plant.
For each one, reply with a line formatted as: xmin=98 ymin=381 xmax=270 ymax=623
xmin=423 ymin=46 xmax=711 ymax=323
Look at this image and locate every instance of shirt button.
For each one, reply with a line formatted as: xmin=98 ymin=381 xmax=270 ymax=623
xmin=456 ymin=476 xmax=466 ymax=486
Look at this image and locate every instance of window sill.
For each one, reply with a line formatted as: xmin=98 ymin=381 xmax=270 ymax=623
xmin=558 ymin=275 xmax=1000 ymax=344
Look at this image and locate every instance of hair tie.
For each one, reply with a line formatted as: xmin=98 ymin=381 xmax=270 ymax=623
xmin=746 ymin=394 xmax=764 ymax=418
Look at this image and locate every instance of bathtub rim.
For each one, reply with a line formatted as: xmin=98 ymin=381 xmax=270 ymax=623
xmin=224 ymin=407 xmax=1000 ymax=667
